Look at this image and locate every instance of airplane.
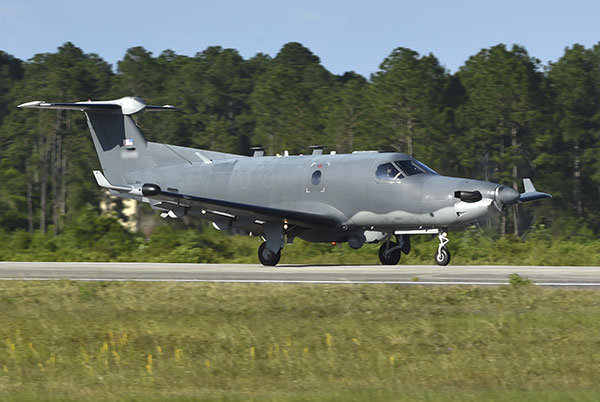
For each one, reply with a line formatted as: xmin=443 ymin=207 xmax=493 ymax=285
xmin=19 ymin=96 xmax=552 ymax=266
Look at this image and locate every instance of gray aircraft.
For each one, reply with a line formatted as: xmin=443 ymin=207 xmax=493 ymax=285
xmin=19 ymin=96 xmax=551 ymax=266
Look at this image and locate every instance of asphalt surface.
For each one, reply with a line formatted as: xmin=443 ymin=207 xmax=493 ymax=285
xmin=0 ymin=262 xmax=599 ymax=286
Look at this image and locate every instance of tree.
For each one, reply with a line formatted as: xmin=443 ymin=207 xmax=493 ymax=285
xmin=1 ymin=43 xmax=113 ymax=234
xmin=456 ymin=44 xmax=547 ymax=235
xmin=322 ymin=72 xmax=368 ymax=153
xmin=0 ymin=51 xmax=24 ymax=124
xmin=548 ymin=44 xmax=600 ymax=224
xmin=369 ymin=47 xmax=449 ymax=164
xmin=250 ymin=42 xmax=335 ymax=154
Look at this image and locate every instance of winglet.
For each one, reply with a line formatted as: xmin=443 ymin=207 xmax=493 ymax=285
xmin=93 ymin=170 xmax=132 ymax=192
xmin=519 ymin=178 xmax=552 ymax=203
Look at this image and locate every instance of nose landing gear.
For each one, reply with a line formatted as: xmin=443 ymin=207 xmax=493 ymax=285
xmin=435 ymin=231 xmax=451 ymax=266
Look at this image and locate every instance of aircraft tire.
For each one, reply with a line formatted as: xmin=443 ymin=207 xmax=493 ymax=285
xmin=378 ymin=242 xmax=401 ymax=265
xmin=258 ymin=242 xmax=281 ymax=266
xmin=434 ymin=247 xmax=451 ymax=266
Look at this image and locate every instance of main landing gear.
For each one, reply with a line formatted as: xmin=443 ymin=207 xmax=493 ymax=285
xmin=378 ymin=234 xmax=411 ymax=265
xmin=258 ymin=242 xmax=281 ymax=266
xmin=258 ymin=222 xmax=284 ymax=266
xmin=434 ymin=231 xmax=451 ymax=266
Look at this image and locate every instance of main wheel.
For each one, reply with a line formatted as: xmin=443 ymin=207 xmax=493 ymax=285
xmin=434 ymin=247 xmax=451 ymax=266
xmin=378 ymin=242 xmax=401 ymax=265
xmin=258 ymin=242 xmax=281 ymax=266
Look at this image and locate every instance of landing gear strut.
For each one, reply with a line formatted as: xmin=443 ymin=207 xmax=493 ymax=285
xmin=258 ymin=222 xmax=284 ymax=266
xmin=434 ymin=231 xmax=451 ymax=266
xmin=379 ymin=242 xmax=401 ymax=265
xmin=378 ymin=234 xmax=410 ymax=265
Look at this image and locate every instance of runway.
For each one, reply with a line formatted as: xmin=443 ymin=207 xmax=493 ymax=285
xmin=0 ymin=262 xmax=599 ymax=286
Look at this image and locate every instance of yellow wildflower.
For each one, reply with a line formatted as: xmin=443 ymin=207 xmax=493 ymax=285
xmin=146 ymin=354 xmax=153 ymax=375
xmin=325 ymin=333 xmax=332 ymax=349
xmin=174 ymin=349 xmax=183 ymax=361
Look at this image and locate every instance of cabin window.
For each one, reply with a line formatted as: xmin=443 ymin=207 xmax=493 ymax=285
xmin=376 ymin=163 xmax=403 ymax=181
xmin=311 ymin=170 xmax=322 ymax=185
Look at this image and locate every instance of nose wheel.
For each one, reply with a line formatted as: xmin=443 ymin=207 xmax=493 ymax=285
xmin=434 ymin=231 xmax=451 ymax=266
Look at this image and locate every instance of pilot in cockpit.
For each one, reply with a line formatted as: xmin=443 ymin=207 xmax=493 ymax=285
xmin=376 ymin=162 xmax=404 ymax=181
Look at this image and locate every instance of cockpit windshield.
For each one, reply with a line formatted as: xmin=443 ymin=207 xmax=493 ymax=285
xmin=375 ymin=159 xmax=437 ymax=181
xmin=395 ymin=160 xmax=438 ymax=176
xmin=376 ymin=162 xmax=404 ymax=181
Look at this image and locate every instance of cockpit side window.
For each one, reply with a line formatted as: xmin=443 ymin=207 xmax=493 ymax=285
xmin=376 ymin=162 xmax=404 ymax=181
xmin=395 ymin=160 xmax=438 ymax=176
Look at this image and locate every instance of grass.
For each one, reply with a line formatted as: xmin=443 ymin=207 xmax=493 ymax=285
xmin=0 ymin=281 xmax=599 ymax=400
xmin=3 ymin=221 xmax=600 ymax=266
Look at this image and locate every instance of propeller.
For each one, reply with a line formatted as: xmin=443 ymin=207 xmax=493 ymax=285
xmin=494 ymin=185 xmax=520 ymax=210
xmin=473 ymin=150 xmax=543 ymax=239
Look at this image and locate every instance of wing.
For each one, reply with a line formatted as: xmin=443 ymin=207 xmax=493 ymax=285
xmin=158 ymin=189 xmax=339 ymax=228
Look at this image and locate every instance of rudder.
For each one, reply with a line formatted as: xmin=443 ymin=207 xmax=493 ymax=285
xmin=19 ymin=96 xmax=179 ymax=186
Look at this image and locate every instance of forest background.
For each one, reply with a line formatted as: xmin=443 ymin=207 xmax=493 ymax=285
xmin=1 ymin=41 xmax=599 ymax=264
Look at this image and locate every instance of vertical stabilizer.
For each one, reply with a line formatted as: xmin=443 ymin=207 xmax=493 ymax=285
xmin=85 ymin=111 xmax=154 ymax=184
xmin=18 ymin=96 xmax=180 ymax=185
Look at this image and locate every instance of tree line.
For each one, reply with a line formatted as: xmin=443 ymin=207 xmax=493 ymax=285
xmin=0 ymin=41 xmax=599 ymax=239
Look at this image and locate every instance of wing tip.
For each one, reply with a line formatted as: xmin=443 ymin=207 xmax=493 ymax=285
xmin=17 ymin=101 xmax=44 ymax=108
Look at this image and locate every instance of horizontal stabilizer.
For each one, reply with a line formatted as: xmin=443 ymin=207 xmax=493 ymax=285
xmin=18 ymin=96 xmax=177 ymax=115
xmin=93 ymin=170 xmax=132 ymax=192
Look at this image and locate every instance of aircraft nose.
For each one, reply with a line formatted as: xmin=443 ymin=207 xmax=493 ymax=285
xmin=495 ymin=185 xmax=520 ymax=208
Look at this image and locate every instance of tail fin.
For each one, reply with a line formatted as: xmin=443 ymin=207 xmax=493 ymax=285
xmin=19 ymin=97 xmax=180 ymax=185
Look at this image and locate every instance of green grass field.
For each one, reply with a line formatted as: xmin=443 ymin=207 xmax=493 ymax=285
xmin=0 ymin=281 xmax=599 ymax=401
xmin=3 ymin=218 xmax=600 ymax=266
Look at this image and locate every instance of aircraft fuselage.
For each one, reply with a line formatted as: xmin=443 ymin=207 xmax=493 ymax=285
xmin=127 ymin=151 xmax=505 ymax=238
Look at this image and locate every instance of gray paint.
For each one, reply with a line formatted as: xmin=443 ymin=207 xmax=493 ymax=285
xmin=18 ymin=96 xmax=551 ymax=265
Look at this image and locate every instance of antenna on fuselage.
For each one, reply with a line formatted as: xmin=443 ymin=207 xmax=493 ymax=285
xmin=309 ymin=145 xmax=323 ymax=156
xmin=250 ymin=147 xmax=266 ymax=157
